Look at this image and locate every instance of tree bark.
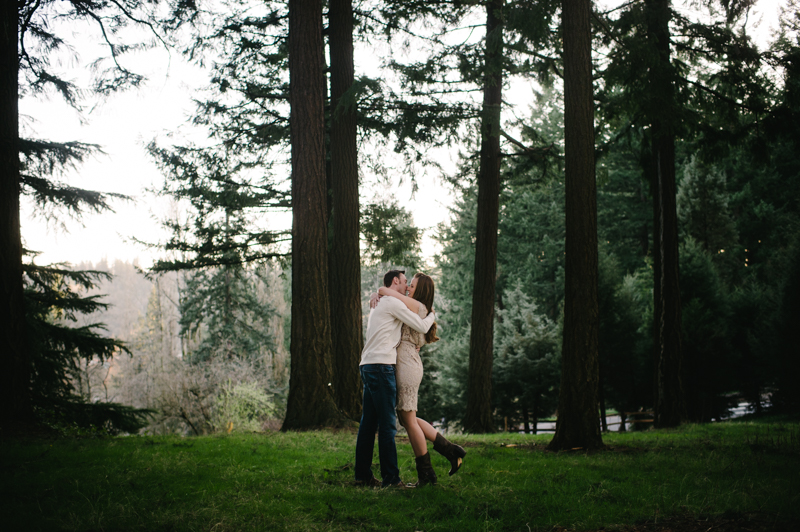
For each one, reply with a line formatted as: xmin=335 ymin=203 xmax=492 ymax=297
xmin=645 ymin=0 xmax=686 ymax=428
xmin=328 ymin=0 xmax=362 ymax=421
xmin=283 ymin=0 xmax=343 ymax=430
xmin=0 ymin=0 xmax=32 ymax=434
xmin=464 ymin=0 xmax=503 ymax=434
xmin=547 ymin=0 xmax=604 ymax=451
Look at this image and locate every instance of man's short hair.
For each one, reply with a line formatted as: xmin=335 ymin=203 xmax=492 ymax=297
xmin=383 ymin=270 xmax=405 ymax=288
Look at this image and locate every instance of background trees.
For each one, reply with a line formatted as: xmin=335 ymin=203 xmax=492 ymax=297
xmin=9 ymin=0 xmax=800 ymax=437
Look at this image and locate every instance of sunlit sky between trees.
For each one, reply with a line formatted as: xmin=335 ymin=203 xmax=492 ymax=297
xmin=20 ymin=0 xmax=783 ymax=269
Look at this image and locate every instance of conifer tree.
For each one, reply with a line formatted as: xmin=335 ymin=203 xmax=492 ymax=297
xmin=282 ymin=0 xmax=343 ymax=429
xmin=2 ymin=0 xmax=161 ymax=433
xmin=493 ymin=286 xmax=560 ymax=434
xmin=0 ymin=0 xmax=30 ymax=432
xmin=643 ymin=0 xmax=686 ymax=429
xmin=547 ymin=0 xmax=603 ymax=451
xmin=328 ymin=0 xmax=362 ymax=421
xmin=463 ymin=0 xmax=504 ymax=434
xmin=597 ymin=0 xmax=769 ymax=427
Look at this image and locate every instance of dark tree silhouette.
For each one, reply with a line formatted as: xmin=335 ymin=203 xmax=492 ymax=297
xmin=282 ymin=0 xmax=343 ymax=430
xmin=645 ymin=0 xmax=686 ymax=428
xmin=328 ymin=0 xmax=362 ymax=421
xmin=0 ymin=0 xmax=32 ymax=432
xmin=547 ymin=0 xmax=603 ymax=451
xmin=2 ymin=0 xmax=158 ymax=434
xmin=464 ymin=0 xmax=504 ymax=434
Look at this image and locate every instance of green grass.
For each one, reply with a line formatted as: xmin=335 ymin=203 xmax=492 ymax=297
xmin=2 ymin=419 xmax=798 ymax=531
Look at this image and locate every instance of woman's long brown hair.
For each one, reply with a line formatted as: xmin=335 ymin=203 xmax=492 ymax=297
xmin=412 ymin=273 xmax=439 ymax=344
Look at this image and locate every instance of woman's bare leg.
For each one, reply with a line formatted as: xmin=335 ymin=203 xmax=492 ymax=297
xmin=399 ymin=410 xmax=428 ymax=458
xmin=416 ymin=417 xmax=439 ymax=442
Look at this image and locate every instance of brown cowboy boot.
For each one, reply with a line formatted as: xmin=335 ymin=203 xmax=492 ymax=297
xmin=433 ymin=433 xmax=466 ymax=476
xmin=414 ymin=452 xmax=438 ymax=486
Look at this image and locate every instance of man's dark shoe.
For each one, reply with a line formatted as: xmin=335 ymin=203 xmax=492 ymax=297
xmin=354 ymin=477 xmax=381 ymax=488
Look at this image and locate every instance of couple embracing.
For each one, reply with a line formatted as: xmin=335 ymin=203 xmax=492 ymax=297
xmin=354 ymin=270 xmax=466 ymax=488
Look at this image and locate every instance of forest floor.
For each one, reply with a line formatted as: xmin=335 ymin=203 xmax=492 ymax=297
xmin=1 ymin=415 xmax=798 ymax=531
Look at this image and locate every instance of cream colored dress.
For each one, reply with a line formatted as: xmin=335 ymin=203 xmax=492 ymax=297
xmin=395 ymin=303 xmax=428 ymax=412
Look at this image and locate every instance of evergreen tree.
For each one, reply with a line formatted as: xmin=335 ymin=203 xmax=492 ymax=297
xmin=282 ymin=0 xmax=343 ymax=429
xmin=678 ymin=238 xmax=734 ymax=422
xmin=760 ymin=3 xmax=800 ymax=410
xmin=597 ymin=0 xmax=769 ymax=427
xmin=430 ymin=176 xmax=478 ymax=427
xmin=464 ymin=0 xmax=504 ymax=434
xmin=179 ymin=266 xmax=276 ymax=362
xmin=548 ymin=0 xmax=603 ymax=451
xmin=493 ymin=286 xmax=560 ymax=433
xmin=23 ymin=260 xmax=151 ymax=433
xmin=145 ymin=143 xmax=287 ymax=374
xmin=643 ymin=0 xmax=686 ymax=429
xmin=597 ymin=256 xmax=652 ymax=430
xmin=0 ymin=0 xmax=29 ymax=431
xmin=2 ymin=0 xmax=161 ymax=433
xmin=360 ymin=199 xmax=423 ymax=270
xmin=328 ymin=0 xmax=363 ymax=422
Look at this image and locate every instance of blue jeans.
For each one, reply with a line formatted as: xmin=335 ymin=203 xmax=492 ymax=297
xmin=354 ymin=364 xmax=400 ymax=486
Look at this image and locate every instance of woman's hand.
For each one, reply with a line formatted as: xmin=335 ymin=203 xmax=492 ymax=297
xmin=377 ymin=286 xmax=393 ymax=297
xmin=369 ymin=292 xmax=381 ymax=309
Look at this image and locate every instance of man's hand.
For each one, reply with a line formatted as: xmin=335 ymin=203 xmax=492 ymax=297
xmin=369 ymin=292 xmax=381 ymax=309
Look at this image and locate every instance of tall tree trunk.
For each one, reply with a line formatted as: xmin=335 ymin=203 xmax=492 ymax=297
xmin=464 ymin=0 xmax=504 ymax=434
xmin=283 ymin=0 xmax=343 ymax=430
xmin=0 ymin=0 xmax=32 ymax=434
xmin=328 ymin=0 xmax=362 ymax=421
xmin=547 ymin=0 xmax=604 ymax=451
xmin=645 ymin=0 xmax=686 ymax=428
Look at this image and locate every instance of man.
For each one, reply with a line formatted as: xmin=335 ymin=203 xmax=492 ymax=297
xmin=354 ymin=270 xmax=436 ymax=488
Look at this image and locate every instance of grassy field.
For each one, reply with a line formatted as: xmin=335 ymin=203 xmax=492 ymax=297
xmin=2 ymin=417 xmax=798 ymax=531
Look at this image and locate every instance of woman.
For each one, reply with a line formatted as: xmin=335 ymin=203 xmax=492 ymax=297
xmin=376 ymin=273 xmax=466 ymax=486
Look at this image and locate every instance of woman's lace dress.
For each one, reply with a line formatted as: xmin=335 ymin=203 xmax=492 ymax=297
xmin=395 ymin=303 xmax=428 ymax=412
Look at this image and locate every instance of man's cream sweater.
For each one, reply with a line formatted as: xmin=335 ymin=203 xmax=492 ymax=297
xmin=359 ymin=296 xmax=435 ymax=366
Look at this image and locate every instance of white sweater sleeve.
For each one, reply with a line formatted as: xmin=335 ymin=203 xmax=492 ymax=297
xmin=386 ymin=298 xmax=435 ymax=333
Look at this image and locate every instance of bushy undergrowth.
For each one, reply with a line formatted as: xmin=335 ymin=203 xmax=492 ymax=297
xmin=2 ymin=419 xmax=798 ymax=531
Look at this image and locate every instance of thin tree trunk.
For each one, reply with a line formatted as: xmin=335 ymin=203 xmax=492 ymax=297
xmin=645 ymin=0 xmax=686 ymax=428
xmin=328 ymin=0 xmax=362 ymax=421
xmin=599 ymin=373 xmax=608 ymax=432
xmin=283 ymin=0 xmax=343 ymax=430
xmin=547 ymin=0 xmax=604 ymax=451
xmin=464 ymin=0 xmax=504 ymax=434
xmin=223 ymin=210 xmax=233 ymax=359
xmin=523 ymin=407 xmax=530 ymax=434
xmin=0 ymin=0 xmax=32 ymax=434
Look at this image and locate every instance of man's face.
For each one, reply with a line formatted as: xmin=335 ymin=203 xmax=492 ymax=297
xmin=392 ymin=273 xmax=408 ymax=295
